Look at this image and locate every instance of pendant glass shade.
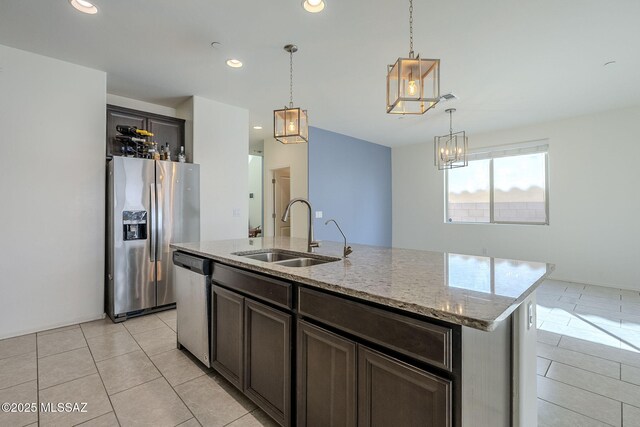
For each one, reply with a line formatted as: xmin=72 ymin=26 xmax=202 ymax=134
xmin=274 ymin=107 xmax=308 ymax=144
xmin=387 ymin=56 xmax=440 ymax=114
xmin=434 ymin=130 xmax=468 ymax=170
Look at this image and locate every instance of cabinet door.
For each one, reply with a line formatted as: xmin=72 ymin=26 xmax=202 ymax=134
xmin=147 ymin=117 xmax=184 ymax=161
xmin=106 ymin=107 xmax=146 ymax=157
xmin=297 ymin=321 xmax=356 ymax=427
xmin=244 ymin=299 xmax=291 ymax=427
xmin=211 ymin=285 xmax=244 ymax=389
xmin=358 ymin=346 xmax=451 ymax=427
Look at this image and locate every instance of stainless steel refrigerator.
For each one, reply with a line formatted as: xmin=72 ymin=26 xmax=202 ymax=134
xmin=106 ymin=157 xmax=200 ymax=322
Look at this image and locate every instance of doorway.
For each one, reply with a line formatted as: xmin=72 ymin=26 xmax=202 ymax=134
xmin=248 ymin=154 xmax=263 ymax=237
xmin=273 ymin=167 xmax=291 ymax=237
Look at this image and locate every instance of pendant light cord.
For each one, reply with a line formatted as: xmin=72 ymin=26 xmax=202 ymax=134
xmin=409 ymin=0 xmax=414 ymax=58
xmin=289 ymin=50 xmax=294 ymax=108
xmin=449 ymin=110 xmax=453 ymax=135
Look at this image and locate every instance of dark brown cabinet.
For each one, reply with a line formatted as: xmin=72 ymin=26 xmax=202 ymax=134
xmin=211 ymin=285 xmax=244 ymax=389
xmin=210 ymin=267 xmax=292 ymax=427
xmin=358 ymin=346 xmax=452 ymax=427
xmin=209 ymin=262 xmax=454 ymax=427
xmin=106 ymin=105 xmax=185 ymax=159
xmin=244 ymin=299 xmax=291 ymax=427
xmin=297 ymin=321 xmax=357 ymax=427
xmin=297 ymin=319 xmax=451 ymax=427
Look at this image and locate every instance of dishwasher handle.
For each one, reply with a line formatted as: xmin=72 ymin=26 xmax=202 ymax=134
xmin=173 ymin=251 xmax=212 ymax=275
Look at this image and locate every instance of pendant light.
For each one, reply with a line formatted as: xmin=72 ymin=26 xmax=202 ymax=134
xmin=274 ymin=44 xmax=309 ymax=144
xmin=386 ymin=0 xmax=440 ymax=115
xmin=434 ymin=109 xmax=468 ymax=170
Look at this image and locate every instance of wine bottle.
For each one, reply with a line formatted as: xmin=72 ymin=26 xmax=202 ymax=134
xmin=116 ymin=125 xmax=139 ymax=136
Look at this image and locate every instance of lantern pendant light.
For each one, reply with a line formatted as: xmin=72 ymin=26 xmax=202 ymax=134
xmin=386 ymin=0 xmax=440 ymax=115
xmin=434 ymin=108 xmax=468 ymax=170
xmin=274 ymin=44 xmax=309 ymax=144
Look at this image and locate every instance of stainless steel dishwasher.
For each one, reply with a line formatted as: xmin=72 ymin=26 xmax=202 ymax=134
xmin=173 ymin=251 xmax=212 ymax=367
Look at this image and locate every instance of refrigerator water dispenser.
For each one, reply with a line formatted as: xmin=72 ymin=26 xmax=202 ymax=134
xmin=122 ymin=210 xmax=147 ymax=241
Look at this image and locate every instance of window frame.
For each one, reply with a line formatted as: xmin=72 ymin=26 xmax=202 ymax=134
xmin=444 ymin=144 xmax=550 ymax=226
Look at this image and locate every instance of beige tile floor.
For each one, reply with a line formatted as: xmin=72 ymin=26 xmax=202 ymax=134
xmin=0 ymin=308 xmax=277 ymax=427
xmin=537 ymin=279 xmax=640 ymax=426
xmin=1 ymin=280 xmax=639 ymax=426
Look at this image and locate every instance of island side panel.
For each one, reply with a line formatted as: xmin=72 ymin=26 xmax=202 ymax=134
xmin=512 ymin=292 xmax=538 ymax=427
xmin=461 ymin=319 xmax=511 ymax=427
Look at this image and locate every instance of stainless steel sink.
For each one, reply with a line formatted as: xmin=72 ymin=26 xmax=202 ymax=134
xmin=272 ymin=257 xmax=333 ymax=267
xmin=232 ymin=249 xmax=340 ymax=267
xmin=242 ymin=252 xmax=300 ymax=262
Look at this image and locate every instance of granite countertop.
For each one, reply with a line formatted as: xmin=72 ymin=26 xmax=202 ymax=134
xmin=171 ymin=237 xmax=554 ymax=331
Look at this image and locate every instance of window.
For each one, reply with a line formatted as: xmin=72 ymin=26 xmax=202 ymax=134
xmin=446 ymin=141 xmax=548 ymax=225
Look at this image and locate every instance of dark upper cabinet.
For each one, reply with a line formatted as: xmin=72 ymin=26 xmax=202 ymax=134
xmin=106 ymin=107 xmax=146 ymax=158
xmin=358 ymin=346 xmax=452 ymax=427
xmin=106 ymin=104 xmax=185 ymax=159
xmin=211 ymin=285 xmax=244 ymax=390
xmin=297 ymin=320 xmax=357 ymax=427
xmin=147 ymin=117 xmax=184 ymax=162
xmin=244 ymin=299 xmax=291 ymax=427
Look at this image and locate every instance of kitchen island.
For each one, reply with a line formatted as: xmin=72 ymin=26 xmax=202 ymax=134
xmin=171 ymin=237 xmax=553 ymax=427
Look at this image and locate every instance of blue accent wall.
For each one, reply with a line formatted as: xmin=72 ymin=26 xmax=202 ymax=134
xmin=309 ymin=127 xmax=392 ymax=247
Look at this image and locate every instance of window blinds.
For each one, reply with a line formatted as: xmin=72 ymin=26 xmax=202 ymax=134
xmin=466 ymin=139 xmax=549 ymax=162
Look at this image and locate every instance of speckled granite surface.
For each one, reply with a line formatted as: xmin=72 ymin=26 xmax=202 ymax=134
xmin=171 ymin=237 xmax=554 ymax=331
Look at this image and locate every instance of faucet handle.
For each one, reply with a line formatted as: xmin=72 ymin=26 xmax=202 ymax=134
xmin=309 ymin=241 xmax=320 ymax=248
xmin=344 ymin=245 xmax=353 ymax=258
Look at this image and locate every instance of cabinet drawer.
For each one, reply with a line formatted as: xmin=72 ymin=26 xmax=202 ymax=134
xmin=298 ymin=287 xmax=452 ymax=371
xmin=212 ymin=263 xmax=292 ymax=309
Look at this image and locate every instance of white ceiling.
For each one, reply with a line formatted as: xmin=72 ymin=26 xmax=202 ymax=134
xmin=1 ymin=0 xmax=639 ymax=149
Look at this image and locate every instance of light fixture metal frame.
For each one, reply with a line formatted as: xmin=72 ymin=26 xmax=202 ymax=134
xmin=386 ymin=0 xmax=440 ymax=115
xmin=386 ymin=56 xmax=440 ymax=115
xmin=434 ymin=108 xmax=468 ymax=170
xmin=274 ymin=44 xmax=309 ymax=145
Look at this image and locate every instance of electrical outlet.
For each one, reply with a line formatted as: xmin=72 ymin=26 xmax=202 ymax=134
xmin=315 ymin=211 xmax=323 ymax=219
xmin=482 ymin=247 xmax=488 ymax=255
xmin=233 ymin=208 xmax=240 ymax=217
xmin=527 ymin=302 xmax=534 ymax=330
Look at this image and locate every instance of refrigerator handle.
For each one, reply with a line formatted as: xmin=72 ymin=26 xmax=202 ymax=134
xmin=150 ymin=183 xmax=156 ymax=262
xmin=156 ymin=183 xmax=163 ymax=261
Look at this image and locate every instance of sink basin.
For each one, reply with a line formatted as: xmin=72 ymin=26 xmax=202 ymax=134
xmin=232 ymin=249 xmax=340 ymax=267
xmin=273 ymin=257 xmax=333 ymax=267
xmin=242 ymin=252 xmax=300 ymax=262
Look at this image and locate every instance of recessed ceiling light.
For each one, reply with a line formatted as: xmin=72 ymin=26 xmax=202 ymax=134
xmin=69 ymin=0 xmax=98 ymax=14
xmin=302 ymin=0 xmax=325 ymax=13
xmin=253 ymin=125 xmax=263 ymax=130
xmin=226 ymin=59 xmax=243 ymax=68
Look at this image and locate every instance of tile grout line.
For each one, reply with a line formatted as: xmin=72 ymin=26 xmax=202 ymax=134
xmin=544 ymin=360 xmax=640 ymax=404
xmin=143 ymin=353 xmax=199 ymax=424
xmin=0 ymin=378 xmax=38 ymax=393
xmin=92 ymin=347 xmax=142 ymax=364
xmin=538 ymin=397 xmax=617 ymax=427
xmin=555 ymin=336 xmax=640 ymax=370
xmin=39 ymin=372 xmax=97 ymax=392
xmin=131 ymin=315 xmax=199 ymax=425
xmin=222 ymin=410 xmax=253 ymax=426
xmin=36 ymin=344 xmax=89 ymax=361
xmin=80 ymin=325 xmax=122 ymax=427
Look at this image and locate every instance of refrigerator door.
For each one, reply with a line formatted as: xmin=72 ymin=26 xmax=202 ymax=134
xmin=109 ymin=157 xmax=157 ymax=316
xmin=156 ymin=160 xmax=200 ymax=307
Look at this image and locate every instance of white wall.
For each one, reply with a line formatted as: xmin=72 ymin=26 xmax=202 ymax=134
xmin=0 ymin=45 xmax=107 ymax=339
xmin=107 ymin=94 xmax=177 ymax=118
xmin=189 ymin=96 xmax=249 ymax=241
xmin=263 ymin=138 xmax=309 ymax=238
xmin=248 ymin=155 xmax=263 ymax=229
xmin=393 ymin=106 xmax=640 ymax=290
